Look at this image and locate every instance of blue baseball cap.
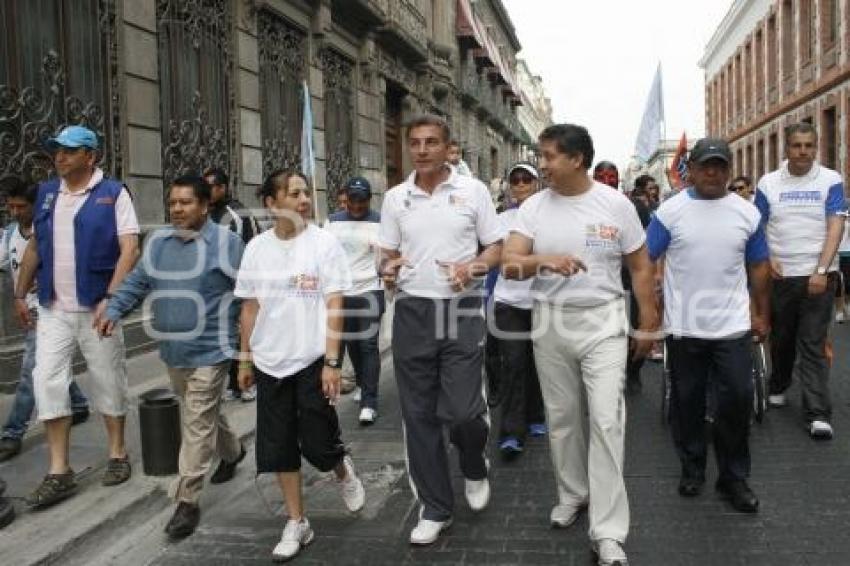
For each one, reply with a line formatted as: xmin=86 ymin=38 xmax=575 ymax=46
xmin=345 ymin=176 xmax=372 ymax=200
xmin=45 ymin=125 xmax=99 ymax=151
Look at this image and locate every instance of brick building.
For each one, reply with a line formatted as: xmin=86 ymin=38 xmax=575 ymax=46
xmin=701 ymin=0 xmax=850 ymax=183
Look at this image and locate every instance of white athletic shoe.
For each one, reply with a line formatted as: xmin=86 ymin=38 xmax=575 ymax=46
xmin=592 ymin=538 xmax=628 ymax=566
xmin=767 ymin=393 xmax=787 ymax=408
xmin=836 ymin=310 xmax=846 ymax=324
xmin=352 ymin=387 xmax=362 ymax=402
xmin=550 ymin=503 xmax=584 ymax=528
xmin=338 ymin=455 xmax=365 ymax=512
xmin=358 ymin=407 xmax=377 ymax=425
xmin=409 ymin=517 xmax=452 ymax=545
xmin=810 ymin=420 xmax=834 ymax=440
xmin=464 ymin=478 xmax=490 ymax=512
xmin=272 ymin=518 xmax=314 ymax=562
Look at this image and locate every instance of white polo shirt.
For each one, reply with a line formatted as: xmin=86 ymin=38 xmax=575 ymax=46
xmin=493 ymin=207 xmax=533 ymax=309
xmin=378 ymin=167 xmax=503 ymax=299
xmin=755 ymin=161 xmax=846 ymax=276
xmin=513 ymin=182 xmax=645 ymax=308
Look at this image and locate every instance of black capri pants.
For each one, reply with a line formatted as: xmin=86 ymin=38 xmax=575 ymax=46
xmin=255 ymin=357 xmax=346 ymax=473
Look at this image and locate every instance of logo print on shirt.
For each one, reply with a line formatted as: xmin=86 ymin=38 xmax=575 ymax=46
xmin=585 ymin=224 xmax=619 ymax=250
xmin=779 ymin=190 xmax=821 ymax=204
xmin=292 ymin=274 xmax=319 ymax=291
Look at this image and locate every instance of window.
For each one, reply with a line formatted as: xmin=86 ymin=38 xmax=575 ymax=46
xmin=821 ymin=0 xmax=839 ymax=47
xmin=800 ymin=0 xmax=814 ymax=63
xmin=769 ymin=132 xmax=779 ymax=171
xmin=736 ymin=148 xmax=744 ymax=176
xmin=823 ymin=106 xmax=837 ymax=170
xmin=0 ymin=0 xmax=120 ymax=196
xmin=158 ymin=0 xmax=234 ymax=186
xmin=757 ymin=138 xmax=765 ymax=179
xmin=726 ymin=65 xmax=733 ymax=131
xmin=746 ymin=144 xmax=754 ymax=179
xmin=767 ymin=16 xmax=777 ymax=99
xmin=744 ymin=42 xmax=752 ymax=113
xmin=322 ymin=49 xmax=355 ymax=210
xmin=755 ymin=30 xmax=764 ymax=106
xmin=735 ymin=53 xmax=743 ymax=121
xmin=258 ymin=10 xmax=306 ymax=177
xmin=781 ymin=0 xmax=794 ymax=79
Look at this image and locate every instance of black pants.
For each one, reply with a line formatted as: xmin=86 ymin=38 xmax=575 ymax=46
xmin=488 ymin=302 xmax=545 ymax=441
xmin=342 ymin=291 xmax=385 ymax=409
xmin=393 ymin=294 xmax=489 ymax=521
xmin=254 ymin=359 xmax=346 ymax=473
xmin=667 ymin=334 xmax=752 ymax=484
xmin=770 ymin=275 xmax=835 ymax=422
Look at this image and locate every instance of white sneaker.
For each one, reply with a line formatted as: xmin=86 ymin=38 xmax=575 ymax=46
xmin=550 ymin=503 xmax=584 ymax=528
xmin=352 ymin=387 xmax=362 ymax=402
xmin=240 ymin=384 xmax=257 ymax=402
xmin=836 ymin=310 xmax=846 ymax=324
xmin=592 ymin=538 xmax=628 ymax=566
xmin=810 ymin=420 xmax=834 ymax=440
xmin=358 ymin=407 xmax=377 ymax=425
xmin=409 ymin=517 xmax=452 ymax=545
xmin=223 ymin=389 xmax=238 ymax=402
xmin=464 ymin=478 xmax=490 ymax=512
xmin=338 ymin=455 xmax=365 ymax=512
xmin=767 ymin=393 xmax=787 ymax=407
xmin=272 ymin=518 xmax=314 ymax=562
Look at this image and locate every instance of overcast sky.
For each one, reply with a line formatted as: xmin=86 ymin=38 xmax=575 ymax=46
xmin=503 ymin=0 xmax=733 ymax=170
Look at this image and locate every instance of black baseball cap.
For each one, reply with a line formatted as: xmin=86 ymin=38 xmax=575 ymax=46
xmin=345 ymin=176 xmax=372 ymax=200
xmin=689 ymin=138 xmax=732 ymax=164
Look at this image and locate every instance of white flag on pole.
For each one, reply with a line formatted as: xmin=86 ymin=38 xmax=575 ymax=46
xmin=634 ymin=63 xmax=664 ymax=162
xmin=301 ymin=80 xmax=316 ymax=184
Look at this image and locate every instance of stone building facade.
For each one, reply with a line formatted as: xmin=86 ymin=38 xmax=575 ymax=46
xmin=0 ymin=0 xmax=536 ymax=385
xmin=515 ymin=58 xmax=553 ymax=156
xmin=701 ymin=0 xmax=850 ymax=182
xmin=0 ymin=0 xmax=531 ymax=227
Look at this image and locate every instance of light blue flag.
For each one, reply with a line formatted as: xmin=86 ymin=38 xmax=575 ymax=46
xmin=301 ymin=80 xmax=316 ymax=185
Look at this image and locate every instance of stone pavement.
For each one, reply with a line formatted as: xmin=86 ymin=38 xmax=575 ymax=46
xmin=142 ymin=325 xmax=850 ymax=565
xmin=4 ymin=321 xmax=850 ymax=565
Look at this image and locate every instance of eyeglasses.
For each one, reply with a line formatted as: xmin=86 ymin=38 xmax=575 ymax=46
xmin=510 ymin=174 xmax=536 ymax=185
xmin=731 ymin=185 xmax=748 ymax=192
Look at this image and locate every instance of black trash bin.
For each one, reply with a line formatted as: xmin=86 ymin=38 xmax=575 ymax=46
xmin=139 ymin=388 xmax=181 ymax=476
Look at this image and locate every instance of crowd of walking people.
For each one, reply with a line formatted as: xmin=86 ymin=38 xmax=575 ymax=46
xmin=0 ymin=115 xmax=844 ymax=566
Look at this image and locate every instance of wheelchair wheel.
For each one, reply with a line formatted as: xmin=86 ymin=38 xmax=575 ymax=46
xmin=661 ymin=341 xmax=672 ymax=426
xmin=752 ymin=342 xmax=768 ymax=423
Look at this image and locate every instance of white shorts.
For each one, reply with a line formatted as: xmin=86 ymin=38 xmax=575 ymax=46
xmin=33 ymin=307 xmax=128 ymax=420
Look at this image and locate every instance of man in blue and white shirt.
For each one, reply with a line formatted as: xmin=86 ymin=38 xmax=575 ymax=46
xmin=647 ymin=138 xmax=770 ymax=515
xmin=754 ymin=122 xmax=846 ymax=440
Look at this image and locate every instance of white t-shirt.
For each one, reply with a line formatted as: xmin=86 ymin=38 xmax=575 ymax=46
xmin=647 ymin=189 xmax=768 ymax=339
xmin=493 ymin=208 xmax=533 ymax=309
xmin=378 ymin=167 xmax=503 ymax=298
xmin=0 ymin=223 xmax=38 ymax=309
xmin=513 ymin=182 xmax=645 ymax=308
xmin=755 ymin=161 xmax=846 ymax=276
xmin=234 ymin=224 xmax=352 ymax=378
xmin=323 ymin=210 xmax=382 ymax=295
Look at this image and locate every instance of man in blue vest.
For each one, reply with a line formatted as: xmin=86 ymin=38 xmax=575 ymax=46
xmin=14 ymin=125 xmax=141 ymax=508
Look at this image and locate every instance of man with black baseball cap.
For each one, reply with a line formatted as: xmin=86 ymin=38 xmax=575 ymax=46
xmin=647 ymin=137 xmax=770 ymax=514
xmin=325 ymin=176 xmax=384 ymax=424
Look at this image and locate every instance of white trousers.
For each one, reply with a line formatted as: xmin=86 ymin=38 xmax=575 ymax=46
xmin=34 ymin=308 xmax=128 ymax=420
xmin=532 ymin=299 xmax=629 ymax=543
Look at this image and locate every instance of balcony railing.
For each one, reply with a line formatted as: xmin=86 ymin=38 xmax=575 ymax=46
xmin=382 ymin=0 xmax=427 ymax=60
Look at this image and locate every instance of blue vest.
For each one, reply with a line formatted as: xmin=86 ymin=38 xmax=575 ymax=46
xmin=33 ymin=177 xmax=124 ymax=308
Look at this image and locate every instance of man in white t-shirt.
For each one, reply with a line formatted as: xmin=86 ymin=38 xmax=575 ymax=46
xmin=754 ymin=122 xmax=847 ymax=439
xmin=15 ymin=126 xmax=140 ymax=508
xmin=647 ymin=138 xmax=770 ymax=515
xmin=487 ymin=162 xmax=546 ymax=460
xmin=235 ymin=170 xmax=365 ymax=562
xmin=447 ymin=140 xmax=473 ymax=177
xmin=503 ymin=124 xmax=658 ymax=566
xmin=379 ymin=115 xmax=503 ymax=546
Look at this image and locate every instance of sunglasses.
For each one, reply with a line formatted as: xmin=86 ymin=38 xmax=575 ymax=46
xmin=731 ymin=185 xmax=748 ymax=191
xmin=510 ymin=174 xmax=536 ymax=185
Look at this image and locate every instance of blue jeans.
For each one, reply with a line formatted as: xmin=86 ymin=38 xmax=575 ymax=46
xmin=1 ymin=328 xmax=89 ymax=440
xmin=343 ymin=291 xmax=385 ymax=410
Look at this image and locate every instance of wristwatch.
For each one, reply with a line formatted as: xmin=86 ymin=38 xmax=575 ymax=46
xmin=324 ymin=357 xmax=342 ymax=369
xmin=815 ymin=266 xmax=828 ymax=276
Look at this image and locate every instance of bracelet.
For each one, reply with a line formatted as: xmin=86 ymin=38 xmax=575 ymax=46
xmin=238 ymin=360 xmax=253 ymax=369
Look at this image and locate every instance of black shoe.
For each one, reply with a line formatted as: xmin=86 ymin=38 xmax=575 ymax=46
xmin=165 ymin=502 xmax=200 ymax=540
xmin=210 ymin=445 xmax=246 ymax=485
xmin=678 ymin=476 xmax=705 ymax=498
xmin=0 ymin=496 xmax=14 ymax=529
xmin=0 ymin=438 xmax=22 ymax=463
xmin=26 ymin=471 xmax=77 ymax=508
xmin=71 ymin=408 xmax=90 ymax=426
xmin=716 ymin=479 xmax=759 ymax=513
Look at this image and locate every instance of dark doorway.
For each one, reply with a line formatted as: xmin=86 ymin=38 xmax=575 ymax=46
xmin=385 ymin=83 xmax=405 ymax=189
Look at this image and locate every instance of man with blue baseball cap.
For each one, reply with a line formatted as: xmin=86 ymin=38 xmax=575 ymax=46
xmin=14 ymin=124 xmax=140 ymax=508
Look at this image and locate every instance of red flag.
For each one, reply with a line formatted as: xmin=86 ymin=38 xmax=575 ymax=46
xmin=667 ymin=132 xmax=688 ymax=190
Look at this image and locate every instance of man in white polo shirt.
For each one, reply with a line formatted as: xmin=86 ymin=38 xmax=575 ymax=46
xmin=503 ymin=124 xmax=658 ymax=566
xmin=647 ymin=138 xmax=770 ymax=515
xmin=754 ymin=122 xmax=847 ymax=439
xmin=378 ymin=114 xmax=503 ymax=546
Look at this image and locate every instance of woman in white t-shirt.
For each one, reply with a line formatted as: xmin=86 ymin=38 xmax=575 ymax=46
xmin=234 ymin=170 xmax=365 ymax=562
